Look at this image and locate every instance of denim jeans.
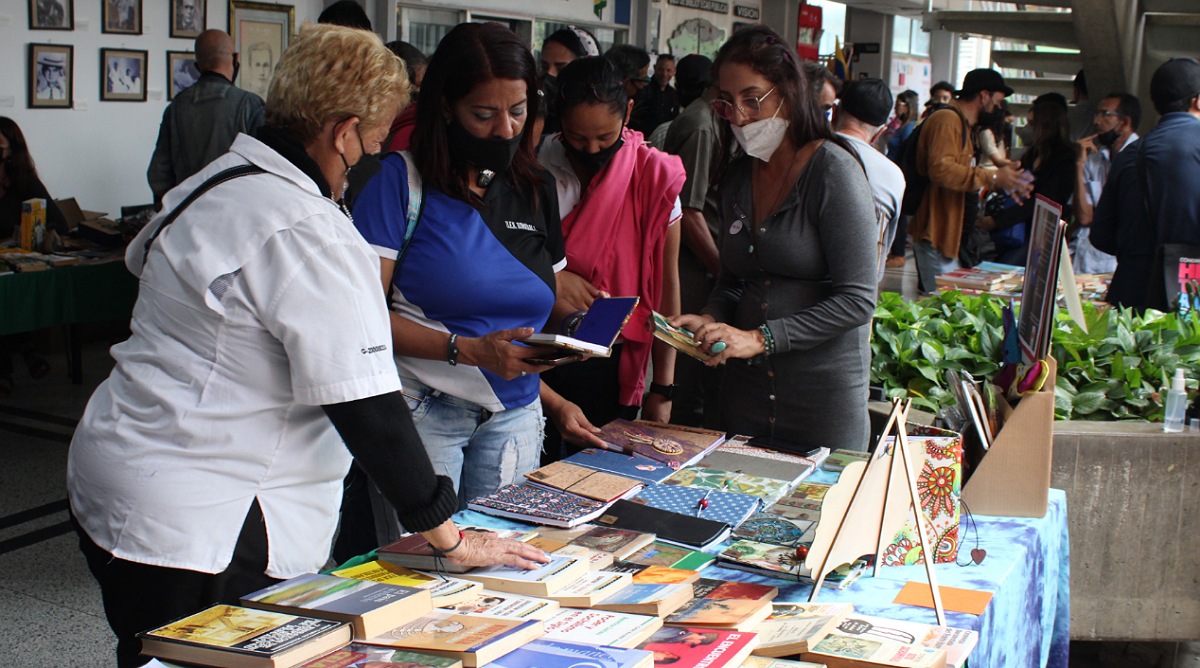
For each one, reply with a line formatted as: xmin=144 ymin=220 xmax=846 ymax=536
xmin=369 ymin=376 xmax=544 ymax=545
xmin=913 ymin=238 xmax=961 ymax=294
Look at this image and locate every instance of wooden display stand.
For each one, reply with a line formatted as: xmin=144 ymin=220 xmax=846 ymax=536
xmin=804 ymin=400 xmax=947 ymax=625
xmin=960 ymin=357 xmax=1057 ymax=518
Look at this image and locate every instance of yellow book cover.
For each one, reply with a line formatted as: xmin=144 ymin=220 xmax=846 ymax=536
xmin=19 ymin=199 xmax=46 ymax=251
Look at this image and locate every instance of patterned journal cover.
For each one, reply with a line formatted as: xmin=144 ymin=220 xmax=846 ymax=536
xmin=467 ymin=484 xmax=609 ymax=527
xmin=565 ymin=448 xmax=678 ymax=485
xmin=634 ymin=484 xmax=761 ymax=529
xmin=882 ymin=426 xmax=963 ymax=566
xmin=663 ymin=466 xmax=792 ymax=506
xmin=598 ymin=419 xmax=725 ymax=468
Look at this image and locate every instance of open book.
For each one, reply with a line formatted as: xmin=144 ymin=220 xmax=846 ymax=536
xmin=523 ymin=296 xmax=640 ymax=361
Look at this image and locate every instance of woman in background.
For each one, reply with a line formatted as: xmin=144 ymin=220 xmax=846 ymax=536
xmin=538 ymin=56 xmax=685 ymax=459
xmin=673 ymin=26 xmax=877 ymax=453
xmin=0 ymin=117 xmax=67 ymax=396
xmin=883 ymin=90 xmax=919 ymax=268
xmin=538 ymin=26 xmax=600 ymax=137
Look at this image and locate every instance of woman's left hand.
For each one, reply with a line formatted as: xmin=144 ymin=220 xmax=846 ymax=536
xmin=641 ymin=393 xmax=672 ymax=423
xmin=546 ymin=399 xmax=606 ymax=449
xmin=556 ymin=271 xmax=608 ymax=313
xmin=691 ymin=322 xmax=766 ymax=366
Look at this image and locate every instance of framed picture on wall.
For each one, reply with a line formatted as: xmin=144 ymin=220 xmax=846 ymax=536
xmin=100 ymin=48 xmax=148 ymax=102
xmin=229 ymin=1 xmax=294 ymax=102
xmin=171 ymin=0 xmax=206 ymax=39
xmin=29 ymin=0 xmax=74 ymax=30
xmin=29 ymin=43 xmax=73 ymax=108
xmin=102 ymin=0 xmax=142 ymax=35
xmin=167 ymin=51 xmax=201 ymax=100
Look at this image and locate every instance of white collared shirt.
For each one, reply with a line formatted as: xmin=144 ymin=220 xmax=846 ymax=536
xmin=68 ymin=134 xmax=401 ymax=577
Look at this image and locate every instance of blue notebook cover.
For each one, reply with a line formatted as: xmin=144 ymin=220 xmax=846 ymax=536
xmin=634 ymin=484 xmax=762 ymax=528
xmin=565 ymin=448 xmax=677 ymax=485
xmin=481 ymin=638 xmax=652 ymax=668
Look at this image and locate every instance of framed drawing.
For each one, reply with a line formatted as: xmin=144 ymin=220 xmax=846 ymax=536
xmin=171 ymin=0 xmax=206 ymax=39
xmin=101 ymin=48 xmax=148 ymax=102
xmin=229 ymin=1 xmax=294 ymax=101
xmin=167 ymin=51 xmax=201 ymax=100
xmin=28 ymin=43 xmax=73 ymax=109
xmin=103 ymin=0 xmax=142 ymax=34
xmin=29 ymin=0 xmax=74 ymax=30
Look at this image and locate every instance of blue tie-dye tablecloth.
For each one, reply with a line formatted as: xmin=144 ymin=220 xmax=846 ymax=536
xmin=454 ymin=486 xmax=1069 ymax=668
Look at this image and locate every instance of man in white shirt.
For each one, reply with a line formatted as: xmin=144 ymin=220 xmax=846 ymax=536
xmin=834 ymin=78 xmax=907 ymax=282
xmin=1072 ymin=92 xmax=1140 ymax=274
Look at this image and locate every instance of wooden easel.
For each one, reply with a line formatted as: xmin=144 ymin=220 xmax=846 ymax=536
xmin=804 ymin=399 xmax=947 ymax=626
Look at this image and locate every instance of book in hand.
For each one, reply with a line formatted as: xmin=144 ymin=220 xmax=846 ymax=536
xmin=651 ymin=310 xmax=714 ymax=362
xmin=593 ymin=583 xmax=695 ymax=617
xmin=522 ymin=296 xmax=640 ymax=360
xmin=547 ymin=570 xmax=634 ymax=608
xmin=598 ymin=420 xmax=727 ymax=469
xmin=441 ymin=589 xmax=561 ymax=621
xmin=525 ymin=461 xmax=644 ymax=503
xmin=633 ymin=483 xmax=762 ymax=529
xmin=626 ymin=541 xmax=715 ymax=571
xmin=241 ymin=573 xmax=432 ymax=640
xmin=752 ymin=602 xmax=854 ymax=657
xmin=457 ymin=555 xmax=589 ymax=597
xmin=663 ymin=596 xmax=773 ymax=631
xmin=360 ymin=610 xmax=542 ymax=667
xmin=480 ymin=638 xmax=654 ymax=668
xmin=138 ymin=603 xmax=352 ymax=668
xmin=635 ymin=627 xmax=759 ymax=668
xmin=301 ymin=644 xmax=464 ymax=667
xmin=604 ymin=560 xmax=701 ymax=586
xmin=542 ymin=609 xmax=664 ymax=649
xmin=330 ymin=561 xmax=483 ymax=608
xmin=467 ymin=484 xmax=613 ymax=528
xmin=596 ymin=499 xmax=730 ymax=550
xmin=816 ymin=615 xmax=977 ymax=668
xmin=564 ymin=448 xmax=678 ymax=485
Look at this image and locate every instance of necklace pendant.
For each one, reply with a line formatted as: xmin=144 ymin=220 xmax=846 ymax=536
xmin=477 ymin=169 xmax=495 ymax=188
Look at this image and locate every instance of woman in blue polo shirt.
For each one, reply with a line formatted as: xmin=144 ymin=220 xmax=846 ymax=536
xmin=354 ymin=23 xmax=600 ymax=542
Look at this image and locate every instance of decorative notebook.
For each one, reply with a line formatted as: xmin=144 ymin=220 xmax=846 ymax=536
xmin=598 ymin=420 xmax=726 ymax=469
xmin=466 ymin=484 xmax=611 ymax=528
xmin=633 ymin=483 xmax=761 ymax=529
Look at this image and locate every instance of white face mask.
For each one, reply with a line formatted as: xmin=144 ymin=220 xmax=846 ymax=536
xmin=731 ymin=108 xmax=789 ymax=161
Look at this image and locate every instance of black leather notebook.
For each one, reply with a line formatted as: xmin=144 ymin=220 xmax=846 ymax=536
xmin=596 ymin=499 xmax=730 ymax=550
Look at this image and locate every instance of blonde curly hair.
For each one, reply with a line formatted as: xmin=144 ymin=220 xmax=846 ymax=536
xmin=265 ymin=23 xmax=409 ymax=145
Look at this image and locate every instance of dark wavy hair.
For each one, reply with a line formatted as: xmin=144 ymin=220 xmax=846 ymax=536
xmin=544 ymin=28 xmax=590 ymax=59
xmin=555 ymin=56 xmax=628 ymax=118
xmin=412 ymin=23 xmax=542 ymax=209
xmin=711 ymin=26 xmax=854 ymax=167
xmin=0 ymin=117 xmax=39 ymax=192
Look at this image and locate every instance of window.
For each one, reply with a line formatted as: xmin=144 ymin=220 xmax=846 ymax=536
xmin=396 ymin=6 xmax=461 ymax=55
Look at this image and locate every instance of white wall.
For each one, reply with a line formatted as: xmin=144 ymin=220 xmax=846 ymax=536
xmin=0 ymin=0 xmax=326 ymax=217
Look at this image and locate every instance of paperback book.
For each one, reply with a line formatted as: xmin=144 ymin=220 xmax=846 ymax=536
xmin=525 ymin=461 xmax=644 ymax=503
xmin=466 ymin=484 xmax=612 ymax=528
xmin=592 ymin=583 xmax=695 ymax=617
xmin=802 ymin=631 xmax=946 ymax=668
xmin=604 ymin=560 xmax=701 ymax=585
xmin=360 ymin=611 xmax=542 ymax=667
xmin=458 ymin=556 xmax=589 ymax=597
xmin=651 ymin=310 xmax=714 ymax=362
xmin=663 ymin=596 xmax=773 ymax=631
xmin=740 ymin=658 xmax=828 ymax=668
xmin=633 ymin=484 xmax=761 ymax=530
xmin=567 ymin=525 xmax=659 ymax=560
xmin=823 ymin=615 xmax=977 ymax=668
xmin=626 ymin=541 xmax=715 ymax=571
xmin=542 ymin=609 xmax=664 ymax=649
xmin=480 ymin=638 xmax=653 ymax=668
xmin=689 ymin=578 xmax=778 ymax=601
xmin=547 ymin=571 xmax=634 ymax=608
xmin=534 ymin=543 xmax=615 ymax=570
xmin=138 ymin=604 xmax=352 ymax=668
xmin=241 ymin=573 xmax=432 ymax=639
xmin=752 ymin=603 xmax=854 ymax=657
xmin=718 ymin=540 xmax=867 ymax=589
xmin=598 ymin=420 xmax=726 ymax=469
xmin=330 ymin=561 xmax=482 ymax=608
xmin=565 ymin=448 xmax=677 ymax=485
xmin=635 ymin=627 xmax=759 ymax=668
xmin=376 ymin=528 xmax=535 ymax=574
xmin=441 ymin=590 xmax=560 ymax=621
xmin=522 ymin=296 xmax=639 ymax=360
xmin=301 ymin=645 xmax=463 ymax=668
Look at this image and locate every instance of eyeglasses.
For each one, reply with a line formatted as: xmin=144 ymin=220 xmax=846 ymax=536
xmin=559 ymin=81 xmax=625 ymax=105
xmin=710 ymin=87 xmax=777 ymax=121
xmin=1094 ymin=110 xmax=1121 ymax=119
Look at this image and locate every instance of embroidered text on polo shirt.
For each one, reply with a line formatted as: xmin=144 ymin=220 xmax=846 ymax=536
xmin=506 ymin=220 xmax=537 ymax=232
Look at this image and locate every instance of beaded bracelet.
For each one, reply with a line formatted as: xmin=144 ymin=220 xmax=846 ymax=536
xmin=758 ymin=324 xmax=776 ymax=356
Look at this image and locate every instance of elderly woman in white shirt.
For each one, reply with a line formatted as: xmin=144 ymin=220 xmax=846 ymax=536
xmin=67 ymin=25 xmax=546 ymax=668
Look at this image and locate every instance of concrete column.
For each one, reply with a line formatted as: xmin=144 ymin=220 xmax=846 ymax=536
xmin=928 ymin=27 xmax=957 ymax=89
xmin=761 ymin=0 xmax=799 ymax=48
xmin=845 ymin=6 xmax=890 ymax=81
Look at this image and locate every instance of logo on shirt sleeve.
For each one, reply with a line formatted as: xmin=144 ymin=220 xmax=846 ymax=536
xmin=505 ymin=220 xmax=537 ymax=232
xmin=361 ymin=344 xmax=389 ymax=355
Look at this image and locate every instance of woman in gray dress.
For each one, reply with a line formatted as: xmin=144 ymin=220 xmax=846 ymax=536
xmin=672 ymin=26 xmax=878 ymax=453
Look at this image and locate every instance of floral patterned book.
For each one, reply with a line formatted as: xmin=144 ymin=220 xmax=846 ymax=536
xmin=732 ymin=513 xmax=818 ymax=547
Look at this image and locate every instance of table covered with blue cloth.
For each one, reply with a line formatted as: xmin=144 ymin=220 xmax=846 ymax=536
xmin=452 ymin=486 xmax=1070 ymax=668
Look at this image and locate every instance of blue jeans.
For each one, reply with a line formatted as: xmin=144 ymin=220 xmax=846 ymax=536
xmin=370 ymin=376 xmax=544 ymax=544
xmin=913 ymin=238 xmax=961 ymax=294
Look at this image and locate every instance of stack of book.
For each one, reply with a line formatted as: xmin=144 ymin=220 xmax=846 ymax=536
xmin=935 ymin=265 xmax=1021 ymax=292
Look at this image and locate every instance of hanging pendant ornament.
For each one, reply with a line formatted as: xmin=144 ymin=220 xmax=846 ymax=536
xmin=477 ymin=169 xmax=496 ymax=188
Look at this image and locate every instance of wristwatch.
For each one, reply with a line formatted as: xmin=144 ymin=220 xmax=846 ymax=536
xmin=648 ymin=382 xmax=676 ymax=400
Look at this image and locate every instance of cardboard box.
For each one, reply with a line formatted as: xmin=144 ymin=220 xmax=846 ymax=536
xmin=54 ymin=198 xmax=109 ymax=233
xmin=960 ymin=357 xmax=1056 ymax=517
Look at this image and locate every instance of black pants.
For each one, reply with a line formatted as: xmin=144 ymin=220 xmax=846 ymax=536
xmin=541 ymin=346 xmax=639 ymax=464
xmin=72 ymin=500 xmax=280 ymax=668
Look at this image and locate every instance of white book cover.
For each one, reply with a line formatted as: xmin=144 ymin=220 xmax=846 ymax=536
xmin=542 ymin=609 xmax=663 ymax=649
xmin=441 ymin=590 xmax=560 ymax=621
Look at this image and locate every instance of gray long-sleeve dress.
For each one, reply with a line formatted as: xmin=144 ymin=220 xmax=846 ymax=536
xmin=703 ymin=142 xmax=878 ymax=452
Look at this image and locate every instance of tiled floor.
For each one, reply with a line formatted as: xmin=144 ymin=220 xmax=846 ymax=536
xmin=2 ymin=248 xmax=1197 ymax=667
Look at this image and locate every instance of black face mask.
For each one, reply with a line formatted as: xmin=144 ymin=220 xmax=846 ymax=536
xmin=231 ymin=56 xmax=240 ymax=84
xmin=565 ymin=135 xmax=624 ymax=174
xmin=446 ymin=118 xmax=521 ymax=174
xmin=541 ymin=74 xmax=559 ymax=101
xmin=977 ymin=108 xmax=1003 ymax=128
xmin=1095 ymin=128 xmax=1120 ymax=148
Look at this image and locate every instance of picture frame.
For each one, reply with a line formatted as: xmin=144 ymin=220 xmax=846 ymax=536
xmin=28 ymin=43 xmax=73 ymax=109
xmin=102 ymin=0 xmax=142 ymax=35
xmin=167 ymin=51 xmax=201 ymax=100
xmin=229 ymin=1 xmax=294 ymax=102
xmin=170 ymin=0 xmax=206 ymax=39
xmin=100 ymin=48 xmax=148 ymax=102
xmin=29 ymin=0 xmax=74 ymax=30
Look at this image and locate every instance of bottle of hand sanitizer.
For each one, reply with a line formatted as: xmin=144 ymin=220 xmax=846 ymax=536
xmin=1164 ymin=368 xmax=1188 ymax=433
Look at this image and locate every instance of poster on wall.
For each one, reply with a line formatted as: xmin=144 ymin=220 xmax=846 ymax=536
xmin=29 ymin=0 xmax=74 ymax=30
xmin=28 ymin=43 xmax=73 ymax=108
xmin=891 ymin=56 xmax=931 ymax=106
xmin=101 ymin=48 xmax=148 ymax=102
xmin=229 ymin=1 xmax=295 ymax=102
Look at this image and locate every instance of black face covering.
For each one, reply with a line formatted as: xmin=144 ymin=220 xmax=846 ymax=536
xmin=1095 ymin=128 xmax=1120 ymax=148
xmin=977 ymin=108 xmax=1003 ymax=129
xmin=446 ymin=118 xmax=521 ymax=174
xmin=565 ymin=135 xmax=624 ymax=174
xmin=541 ymin=74 xmax=559 ymax=101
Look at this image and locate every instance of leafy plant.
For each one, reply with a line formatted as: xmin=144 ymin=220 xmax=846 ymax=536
xmin=871 ymin=291 xmax=1200 ymax=421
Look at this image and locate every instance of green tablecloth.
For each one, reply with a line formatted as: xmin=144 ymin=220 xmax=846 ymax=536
xmin=0 ymin=260 xmax=138 ymax=335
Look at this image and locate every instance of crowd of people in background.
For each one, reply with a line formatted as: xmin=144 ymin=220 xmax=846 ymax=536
xmin=3 ymin=4 xmax=1199 ymax=663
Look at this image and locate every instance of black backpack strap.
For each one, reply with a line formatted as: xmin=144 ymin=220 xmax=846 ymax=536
xmin=141 ymin=164 xmax=266 ymax=266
